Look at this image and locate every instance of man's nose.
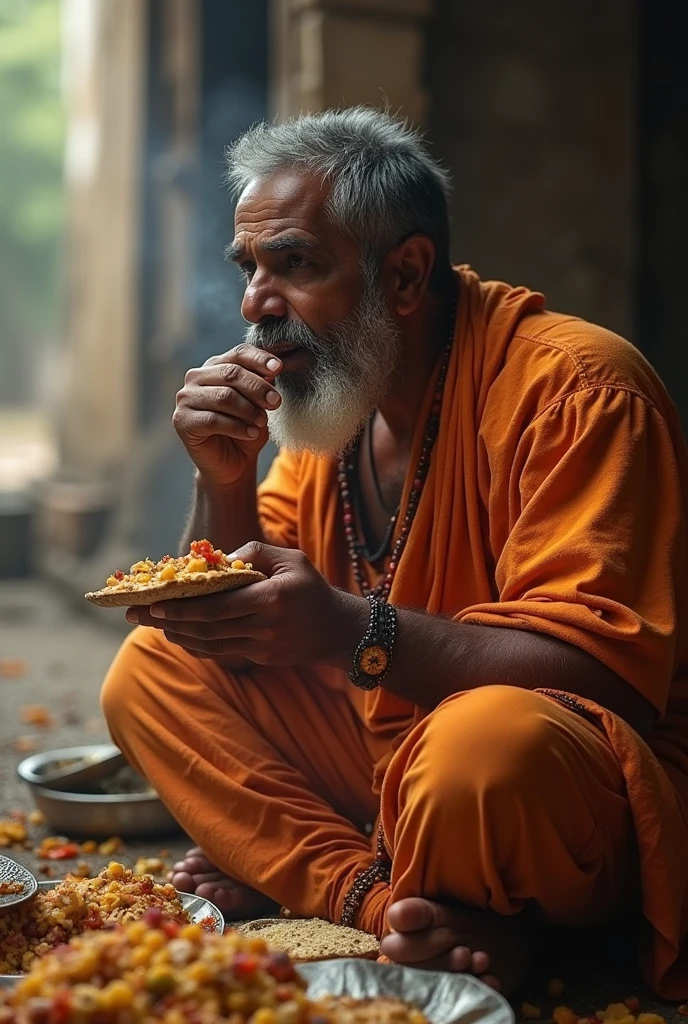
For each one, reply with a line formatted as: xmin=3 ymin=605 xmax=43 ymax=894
xmin=241 ymin=271 xmax=289 ymax=324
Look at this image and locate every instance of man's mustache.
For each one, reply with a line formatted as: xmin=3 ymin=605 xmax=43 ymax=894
xmin=246 ymin=318 xmax=323 ymax=355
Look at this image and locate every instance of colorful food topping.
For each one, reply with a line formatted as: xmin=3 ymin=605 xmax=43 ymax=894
xmin=103 ymin=540 xmax=253 ymax=589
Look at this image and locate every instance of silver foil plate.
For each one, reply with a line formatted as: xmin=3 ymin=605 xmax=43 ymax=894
xmin=299 ymin=959 xmax=514 ymax=1024
xmin=0 ymin=857 xmax=37 ymax=910
xmin=0 ymin=885 xmax=224 ymax=983
xmin=175 ymin=890 xmax=224 ymax=934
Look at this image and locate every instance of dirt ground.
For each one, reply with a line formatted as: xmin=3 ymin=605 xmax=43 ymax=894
xmin=0 ymin=579 xmax=191 ymax=875
xmin=0 ymin=579 xmax=684 ymax=1021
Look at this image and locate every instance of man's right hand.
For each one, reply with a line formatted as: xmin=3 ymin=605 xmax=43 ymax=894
xmin=173 ymin=344 xmax=283 ymax=488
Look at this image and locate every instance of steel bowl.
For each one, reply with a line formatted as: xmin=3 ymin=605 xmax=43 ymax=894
xmin=16 ymin=746 xmax=181 ymax=838
xmin=25 ymin=744 xmax=127 ymax=792
xmin=0 ymin=882 xmax=225 ymax=984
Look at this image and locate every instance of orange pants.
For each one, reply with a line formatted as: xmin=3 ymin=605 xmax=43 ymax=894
xmin=101 ymin=627 xmax=638 ymax=936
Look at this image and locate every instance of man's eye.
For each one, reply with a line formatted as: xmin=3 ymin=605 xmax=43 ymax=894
xmin=239 ymin=262 xmax=256 ymax=280
xmin=287 ymin=254 xmax=310 ymax=269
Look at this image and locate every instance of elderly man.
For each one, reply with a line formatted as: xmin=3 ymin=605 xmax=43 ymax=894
xmin=101 ymin=108 xmax=688 ymax=998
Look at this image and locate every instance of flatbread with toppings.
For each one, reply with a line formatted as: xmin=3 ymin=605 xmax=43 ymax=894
xmin=85 ymin=539 xmax=266 ymax=607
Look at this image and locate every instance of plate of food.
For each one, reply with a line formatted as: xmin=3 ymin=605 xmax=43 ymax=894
xmin=0 ymin=862 xmax=224 ymax=980
xmin=85 ymin=538 xmax=266 ymax=607
xmin=299 ymin=959 xmax=513 ymax=1024
xmin=0 ymin=914 xmax=513 ymax=1024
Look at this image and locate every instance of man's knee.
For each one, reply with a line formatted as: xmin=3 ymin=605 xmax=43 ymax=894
xmin=398 ymin=685 xmax=572 ymax=811
xmin=100 ymin=626 xmax=166 ymax=740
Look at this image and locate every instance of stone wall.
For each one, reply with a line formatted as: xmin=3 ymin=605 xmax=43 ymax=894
xmin=427 ymin=0 xmax=637 ymax=341
xmin=271 ymin=0 xmax=432 ymax=121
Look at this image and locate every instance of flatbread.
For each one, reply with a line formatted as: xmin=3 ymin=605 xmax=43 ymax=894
xmin=85 ymin=567 xmax=266 ymax=607
xmin=236 ymin=918 xmax=380 ymax=962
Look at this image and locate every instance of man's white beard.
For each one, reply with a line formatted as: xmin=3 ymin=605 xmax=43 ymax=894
xmin=245 ymin=279 xmax=400 ymax=457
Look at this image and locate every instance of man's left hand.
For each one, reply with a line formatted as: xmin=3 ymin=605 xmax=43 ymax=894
xmin=126 ymin=542 xmax=368 ymax=669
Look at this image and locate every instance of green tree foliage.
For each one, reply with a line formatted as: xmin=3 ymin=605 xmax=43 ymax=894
xmin=0 ymin=0 xmax=64 ymax=402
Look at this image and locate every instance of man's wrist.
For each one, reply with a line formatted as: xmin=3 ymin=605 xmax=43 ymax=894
xmin=326 ymin=590 xmax=371 ymax=672
xmin=194 ymin=464 xmax=257 ymax=496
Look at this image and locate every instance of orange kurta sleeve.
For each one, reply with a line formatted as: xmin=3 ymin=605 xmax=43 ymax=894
xmin=257 ymin=448 xmax=301 ymax=549
xmin=458 ymin=385 xmax=685 ymax=716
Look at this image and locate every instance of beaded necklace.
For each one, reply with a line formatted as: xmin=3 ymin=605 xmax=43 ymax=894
xmin=337 ymin=296 xmax=457 ymax=601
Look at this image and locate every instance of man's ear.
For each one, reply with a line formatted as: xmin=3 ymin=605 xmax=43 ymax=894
xmin=382 ymin=235 xmax=436 ymax=316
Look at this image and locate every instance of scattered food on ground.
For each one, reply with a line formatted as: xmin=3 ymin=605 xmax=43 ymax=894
xmin=133 ymin=857 xmax=166 ymax=877
xmin=521 ymin=997 xmax=674 ymax=1024
xmin=36 ymin=837 xmax=81 ymax=860
xmin=0 ymin=821 xmax=28 ymax=848
xmin=18 ymin=704 xmax=55 ymax=729
xmin=46 ymin=842 xmax=81 ymax=861
xmin=521 ymin=1003 xmax=542 ymax=1019
xmin=553 ymin=1007 xmax=578 ymax=1024
xmin=0 ymin=658 xmax=28 ymax=679
xmin=98 ymin=836 xmax=123 ymax=856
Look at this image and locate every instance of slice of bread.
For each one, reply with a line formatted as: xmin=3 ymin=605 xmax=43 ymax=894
xmin=236 ymin=918 xmax=380 ymax=963
xmin=85 ymin=567 xmax=266 ymax=607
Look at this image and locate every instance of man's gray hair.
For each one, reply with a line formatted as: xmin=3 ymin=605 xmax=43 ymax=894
xmin=225 ymin=107 xmax=452 ymax=289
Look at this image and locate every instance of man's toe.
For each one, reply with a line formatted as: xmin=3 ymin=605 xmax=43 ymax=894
xmin=170 ymin=870 xmax=194 ymax=892
xmin=195 ymin=880 xmax=240 ymax=910
xmin=470 ymin=950 xmax=490 ymax=974
xmin=380 ymin=925 xmax=459 ymax=964
xmin=386 ymin=897 xmax=437 ymax=933
xmin=447 ymin=946 xmax=473 ymax=971
xmin=182 ymin=856 xmax=217 ymax=875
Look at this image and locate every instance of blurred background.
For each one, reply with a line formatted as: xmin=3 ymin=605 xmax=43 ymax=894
xmin=0 ymin=0 xmax=686 ymax=594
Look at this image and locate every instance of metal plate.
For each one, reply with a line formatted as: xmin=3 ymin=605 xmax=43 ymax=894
xmin=299 ymin=959 xmax=514 ymax=1024
xmin=176 ymin=890 xmax=225 ymax=934
xmin=0 ymin=856 xmax=37 ymax=910
xmin=0 ymin=883 xmax=224 ymax=982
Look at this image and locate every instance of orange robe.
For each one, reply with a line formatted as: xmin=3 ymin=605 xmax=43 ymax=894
xmin=102 ymin=267 xmax=688 ymax=999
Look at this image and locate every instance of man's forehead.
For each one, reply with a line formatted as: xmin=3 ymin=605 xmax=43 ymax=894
xmin=235 ymin=168 xmax=330 ymax=231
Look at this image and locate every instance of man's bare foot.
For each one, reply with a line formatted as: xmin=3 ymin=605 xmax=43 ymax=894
xmin=169 ymin=847 xmax=278 ymax=919
xmin=380 ymin=898 xmax=535 ymax=997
